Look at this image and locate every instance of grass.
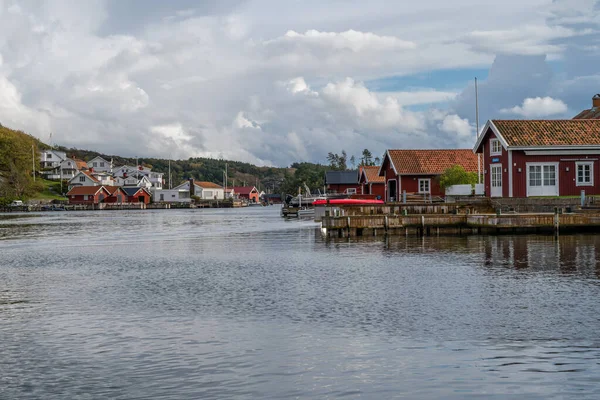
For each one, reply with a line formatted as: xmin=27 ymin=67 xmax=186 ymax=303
xmin=31 ymin=178 xmax=68 ymax=201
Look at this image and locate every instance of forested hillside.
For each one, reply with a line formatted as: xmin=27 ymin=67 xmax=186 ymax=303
xmin=0 ymin=124 xmax=44 ymax=201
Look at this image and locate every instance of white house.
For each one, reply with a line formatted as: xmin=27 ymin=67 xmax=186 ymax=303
xmin=91 ymin=172 xmax=114 ymax=186
xmin=40 ymin=150 xmax=66 ymax=168
xmin=115 ymin=175 xmax=152 ymax=188
xmin=68 ymin=171 xmax=101 ymax=190
xmin=172 ymin=179 xmax=224 ymax=200
xmin=152 ymin=189 xmax=192 ymax=203
xmin=88 ymin=156 xmax=112 ymax=173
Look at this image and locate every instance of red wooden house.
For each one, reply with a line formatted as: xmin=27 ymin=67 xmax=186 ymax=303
xmin=122 ymin=187 xmax=152 ymax=204
xmin=378 ymin=149 xmax=478 ymax=201
xmin=358 ymin=166 xmax=385 ymax=199
xmin=103 ymin=186 xmax=128 ymax=204
xmin=66 ymin=186 xmax=111 ymax=204
xmin=474 ymin=119 xmax=600 ymax=198
xmin=325 ymin=170 xmax=360 ymax=194
xmin=232 ymin=186 xmax=260 ymax=203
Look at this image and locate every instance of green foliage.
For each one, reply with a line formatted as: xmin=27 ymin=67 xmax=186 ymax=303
xmin=280 ymin=162 xmax=328 ymax=195
xmin=0 ymin=125 xmax=44 ymax=200
xmin=327 ymin=150 xmax=348 ymax=170
xmin=439 ymin=165 xmax=479 ymax=189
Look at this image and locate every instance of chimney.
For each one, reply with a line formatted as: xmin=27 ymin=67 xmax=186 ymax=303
xmin=189 ymin=178 xmax=195 ymax=196
xmin=593 ymin=94 xmax=600 ymax=109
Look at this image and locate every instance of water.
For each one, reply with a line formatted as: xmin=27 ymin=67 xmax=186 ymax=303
xmin=2 ymin=208 xmax=600 ymax=399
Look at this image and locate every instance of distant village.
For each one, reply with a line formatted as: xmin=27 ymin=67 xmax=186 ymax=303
xmin=39 ymin=153 xmax=265 ymax=206
xmin=38 ymin=94 xmax=600 ymax=207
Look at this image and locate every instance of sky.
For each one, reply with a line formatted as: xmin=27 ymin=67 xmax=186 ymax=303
xmin=0 ymin=0 xmax=599 ymax=166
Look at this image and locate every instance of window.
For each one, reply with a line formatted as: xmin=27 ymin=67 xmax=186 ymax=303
xmin=418 ymin=178 xmax=431 ymax=193
xmin=93 ymin=162 xmax=98 ymax=167
xmin=79 ymin=176 xmax=86 ymax=182
xmin=529 ymin=165 xmax=542 ymax=187
xmin=490 ymin=139 xmax=502 ymax=155
xmin=84 ymin=195 xmax=89 ymax=200
xmin=543 ymin=165 xmax=556 ymax=186
xmin=345 ymin=188 xmax=357 ymax=195
xmin=100 ymin=162 xmax=105 ymax=167
xmin=47 ymin=154 xmax=52 ymax=159
xmin=204 ymin=190 xmax=213 ymax=198
xmin=577 ymin=162 xmax=593 ymax=186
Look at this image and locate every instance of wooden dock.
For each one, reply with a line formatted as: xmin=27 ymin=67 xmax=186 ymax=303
xmin=321 ymin=212 xmax=600 ymax=237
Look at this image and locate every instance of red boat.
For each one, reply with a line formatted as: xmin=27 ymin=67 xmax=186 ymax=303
xmin=312 ymin=199 xmax=384 ymax=206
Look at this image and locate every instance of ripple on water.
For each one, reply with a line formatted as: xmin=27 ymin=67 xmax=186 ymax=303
xmin=2 ymin=209 xmax=600 ymax=399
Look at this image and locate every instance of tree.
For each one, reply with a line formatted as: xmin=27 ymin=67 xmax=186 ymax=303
xmin=339 ymin=150 xmax=347 ymax=170
xmin=360 ymin=149 xmax=373 ymax=166
xmin=374 ymin=156 xmax=381 ymax=166
xmin=439 ymin=165 xmax=479 ymax=189
xmin=349 ymin=155 xmax=356 ymax=169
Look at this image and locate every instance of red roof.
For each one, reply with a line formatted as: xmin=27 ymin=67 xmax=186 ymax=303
xmin=487 ymin=119 xmax=600 ymax=147
xmin=360 ymin=166 xmax=385 ymax=183
xmin=573 ymin=94 xmax=600 ymax=119
xmin=103 ymin=186 xmax=125 ymax=195
xmin=81 ymin=170 xmax=100 ymax=182
xmin=231 ymin=186 xmax=257 ymax=195
xmin=194 ymin=181 xmax=223 ymax=189
xmin=66 ymin=186 xmax=107 ymax=196
xmin=75 ymin=159 xmax=88 ymax=170
xmin=385 ymin=149 xmax=478 ymax=175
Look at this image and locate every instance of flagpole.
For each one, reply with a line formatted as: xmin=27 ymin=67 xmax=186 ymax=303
xmin=475 ymin=77 xmax=481 ymax=184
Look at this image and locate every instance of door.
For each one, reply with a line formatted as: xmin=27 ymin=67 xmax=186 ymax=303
xmin=527 ymin=163 xmax=558 ymax=197
xmin=490 ymin=164 xmax=502 ymax=197
xmin=387 ymin=180 xmax=397 ymax=202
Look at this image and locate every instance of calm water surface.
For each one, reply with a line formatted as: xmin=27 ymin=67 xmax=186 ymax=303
xmin=2 ymin=208 xmax=600 ymax=399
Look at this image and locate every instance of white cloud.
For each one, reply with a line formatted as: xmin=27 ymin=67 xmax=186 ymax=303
xmin=0 ymin=0 xmax=598 ymax=167
xmin=276 ymin=29 xmax=416 ymax=52
xmin=501 ymin=96 xmax=568 ymax=117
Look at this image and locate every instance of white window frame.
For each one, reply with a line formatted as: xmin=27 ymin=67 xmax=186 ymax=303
xmin=418 ymin=178 xmax=431 ymax=194
xmin=79 ymin=176 xmax=86 ymax=182
xmin=576 ymin=161 xmax=594 ymax=187
xmin=345 ymin=188 xmax=357 ymax=195
xmin=490 ymin=139 xmax=502 ymax=156
xmin=526 ymin=162 xmax=559 ymax=197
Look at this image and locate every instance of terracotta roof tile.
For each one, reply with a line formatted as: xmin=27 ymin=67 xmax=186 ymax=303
xmin=82 ymin=170 xmax=100 ymax=182
xmin=573 ymin=109 xmax=600 ymax=119
xmin=491 ymin=119 xmax=600 ymax=146
xmin=194 ymin=181 xmax=223 ymax=189
xmin=387 ymin=149 xmax=478 ymax=175
xmin=361 ymin=166 xmax=385 ymax=183
xmin=75 ymin=159 xmax=88 ymax=170
xmin=103 ymin=186 xmax=124 ymax=195
xmin=66 ymin=186 xmax=106 ymax=196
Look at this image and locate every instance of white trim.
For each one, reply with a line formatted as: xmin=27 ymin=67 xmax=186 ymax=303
xmin=524 ymin=149 xmax=600 ymax=155
xmin=525 ymin=162 xmax=559 ymax=197
xmin=490 ymin=163 xmax=503 ymax=197
xmin=387 ymin=178 xmax=397 ymax=202
xmin=576 ymin=161 xmax=594 ymax=187
xmin=378 ymin=150 xmax=398 ymax=177
xmin=508 ymin=150 xmax=513 ymax=198
xmin=490 ymin=139 xmax=502 ymax=156
xmin=473 ymin=120 xmax=509 ymax=153
xmin=418 ymin=178 xmax=431 ymax=194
